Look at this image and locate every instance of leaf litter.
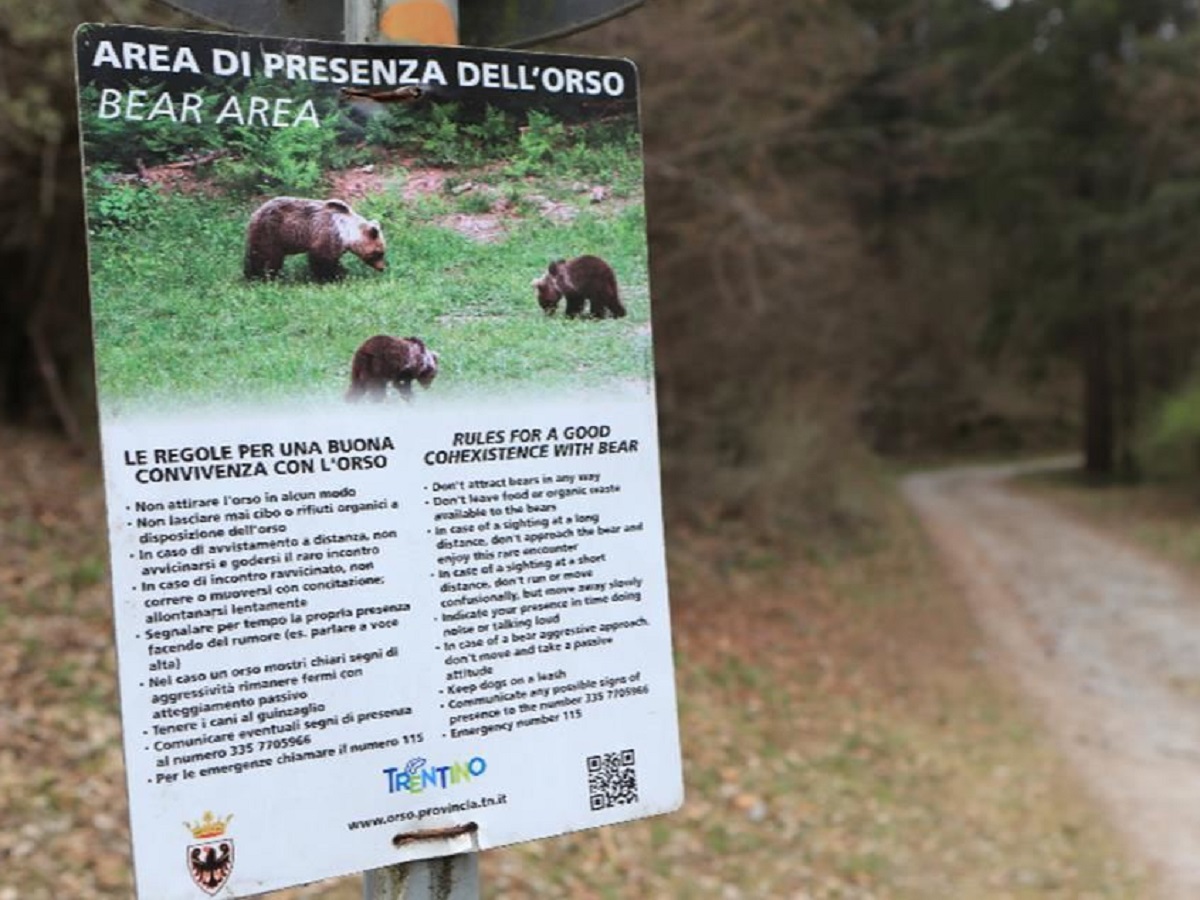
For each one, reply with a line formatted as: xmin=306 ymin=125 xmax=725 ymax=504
xmin=0 ymin=429 xmax=1142 ymax=898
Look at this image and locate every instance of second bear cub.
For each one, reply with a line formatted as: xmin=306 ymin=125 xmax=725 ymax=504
xmin=533 ymin=255 xmax=626 ymax=319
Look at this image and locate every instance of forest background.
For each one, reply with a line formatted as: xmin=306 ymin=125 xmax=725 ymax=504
xmin=7 ymin=0 xmax=1200 ymax=897
xmin=13 ymin=0 xmax=1200 ymax=522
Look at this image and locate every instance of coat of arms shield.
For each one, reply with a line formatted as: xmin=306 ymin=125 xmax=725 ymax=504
xmin=184 ymin=812 xmax=234 ymax=895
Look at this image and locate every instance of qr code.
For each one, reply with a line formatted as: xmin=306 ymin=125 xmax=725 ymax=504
xmin=586 ymin=748 xmax=638 ymax=811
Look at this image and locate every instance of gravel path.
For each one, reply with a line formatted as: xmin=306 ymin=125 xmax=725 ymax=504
xmin=903 ymin=461 xmax=1200 ymax=899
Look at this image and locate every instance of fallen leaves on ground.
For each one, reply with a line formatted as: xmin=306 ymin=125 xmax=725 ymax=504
xmin=1 ymin=429 xmax=1142 ymax=898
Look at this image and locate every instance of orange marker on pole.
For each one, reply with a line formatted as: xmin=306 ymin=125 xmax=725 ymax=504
xmin=380 ymin=0 xmax=459 ymax=44
xmin=346 ymin=0 xmax=459 ymax=44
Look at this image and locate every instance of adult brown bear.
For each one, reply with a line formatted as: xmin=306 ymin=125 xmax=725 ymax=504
xmin=345 ymin=335 xmax=439 ymax=402
xmin=244 ymin=197 xmax=386 ymax=282
xmin=532 ymin=255 xmax=626 ymax=319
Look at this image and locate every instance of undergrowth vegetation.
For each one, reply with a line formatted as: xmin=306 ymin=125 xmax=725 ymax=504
xmin=1143 ymin=380 xmax=1200 ymax=480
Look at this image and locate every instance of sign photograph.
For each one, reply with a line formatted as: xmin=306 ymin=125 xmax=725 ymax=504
xmin=76 ymin=23 xmax=681 ymax=898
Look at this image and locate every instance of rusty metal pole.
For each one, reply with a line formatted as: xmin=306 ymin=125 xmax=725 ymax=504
xmin=363 ymin=852 xmax=480 ymax=900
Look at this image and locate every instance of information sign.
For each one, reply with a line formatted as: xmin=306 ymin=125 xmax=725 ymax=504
xmin=75 ymin=24 xmax=681 ymax=898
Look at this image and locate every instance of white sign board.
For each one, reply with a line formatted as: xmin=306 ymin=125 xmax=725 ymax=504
xmin=76 ymin=24 xmax=681 ymax=898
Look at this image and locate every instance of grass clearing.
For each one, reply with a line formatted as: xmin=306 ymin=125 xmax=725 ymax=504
xmin=1 ymin=430 xmax=1142 ymax=898
xmin=86 ymin=185 xmax=651 ymax=411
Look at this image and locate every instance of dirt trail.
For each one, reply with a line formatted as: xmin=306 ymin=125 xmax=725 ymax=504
xmin=903 ymin=461 xmax=1200 ymax=899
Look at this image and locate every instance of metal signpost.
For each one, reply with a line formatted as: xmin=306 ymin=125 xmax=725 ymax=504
xmin=340 ymin=0 xmax=464 ymax=880
xmin=159 ymin=0 xmax=644 ymax=47
xmin=83 ymin=3 xmax=655 ymax=898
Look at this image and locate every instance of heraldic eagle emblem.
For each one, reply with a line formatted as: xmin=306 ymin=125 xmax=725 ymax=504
xmin=185 ymin=811 xmax=234 ymax=895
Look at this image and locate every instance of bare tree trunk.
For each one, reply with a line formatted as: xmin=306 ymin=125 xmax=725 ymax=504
xmin=1078 ymin=212 xmax=1116 ymax=477
xmin=1082 ymin=307 xmax=1114 ymax=477
xmin=1114 ymin=301 xmax=1138 ymax=480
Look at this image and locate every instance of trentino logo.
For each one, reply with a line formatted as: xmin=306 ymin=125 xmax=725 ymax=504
xmin=383 ymin=756 xmax=487 ymax=794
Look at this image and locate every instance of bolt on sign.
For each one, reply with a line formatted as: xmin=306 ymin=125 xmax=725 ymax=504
xmin=74 ymin=23 xmax=681 ymax=899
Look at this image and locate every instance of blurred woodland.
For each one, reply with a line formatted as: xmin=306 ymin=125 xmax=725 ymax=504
xmin=8 ymin=0 xmax=1200 ymax=532
xmin=8 ymin=4 xmax=1197 ymax=896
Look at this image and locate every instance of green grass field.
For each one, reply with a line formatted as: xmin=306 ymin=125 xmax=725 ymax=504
xmin=86 ymin=182 xmax=652 ymax=411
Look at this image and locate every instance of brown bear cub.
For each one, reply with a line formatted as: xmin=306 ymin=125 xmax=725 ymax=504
xmin=244 ymin=197 xmax=386 ymax=282
xmin=346 ymin=335 xmax=439 ymax=402
xmin=533 ymin=255 xmax=626 ymax=319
